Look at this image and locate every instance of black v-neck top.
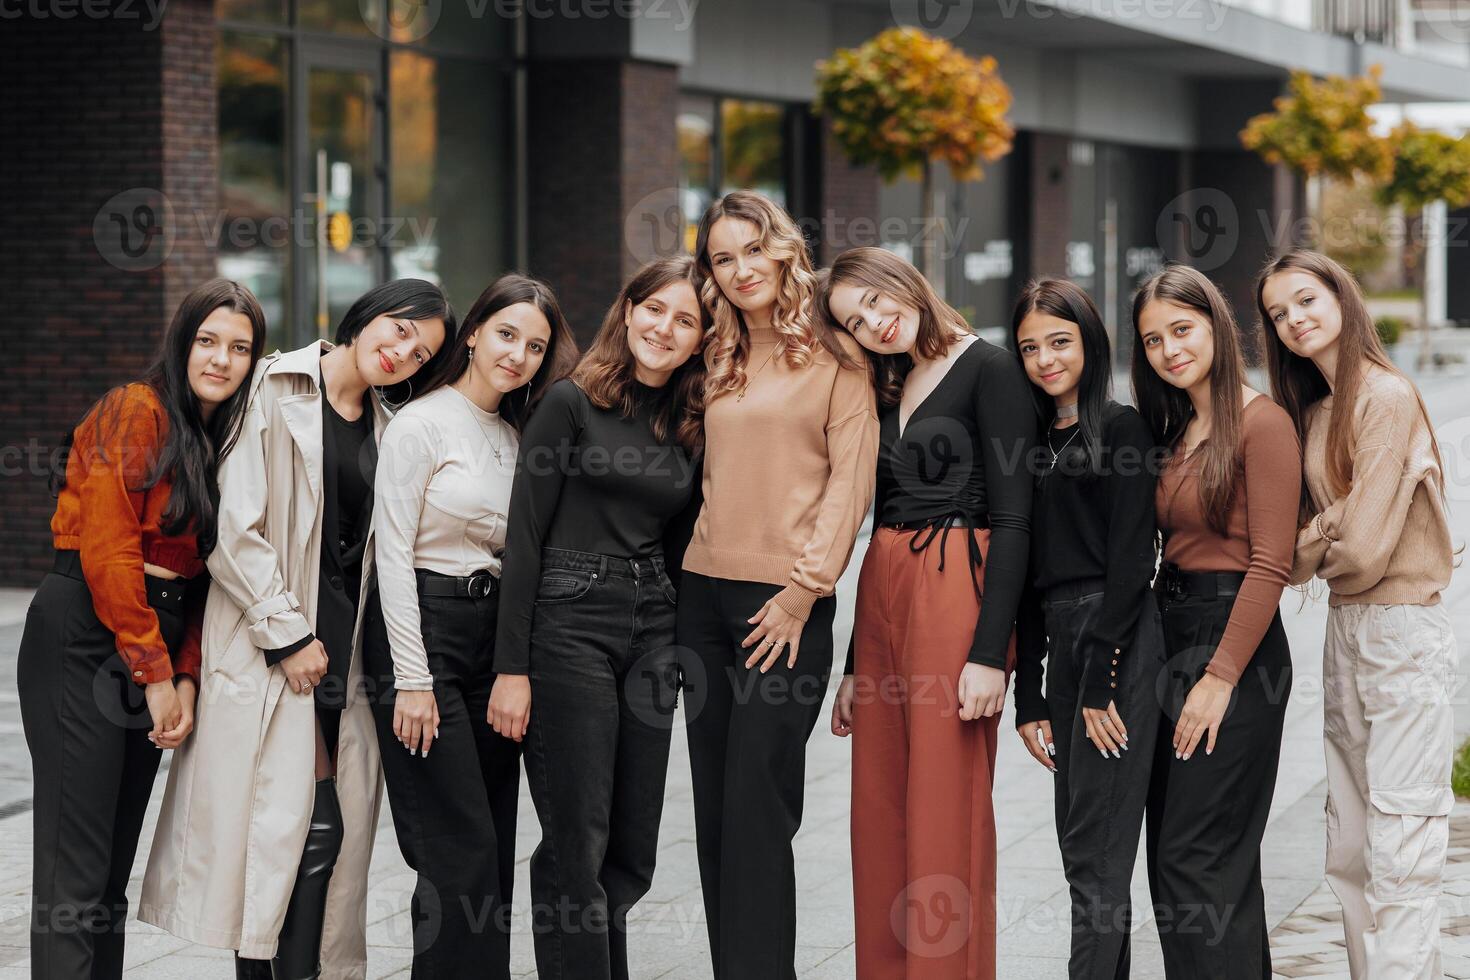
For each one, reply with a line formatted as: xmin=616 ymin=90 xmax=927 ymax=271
xmin=866 ymin=336 xmax=1038 ymax=670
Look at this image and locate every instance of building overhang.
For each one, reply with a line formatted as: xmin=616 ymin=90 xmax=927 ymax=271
xmin=875 ymin=0 xmax=1470 ymax=102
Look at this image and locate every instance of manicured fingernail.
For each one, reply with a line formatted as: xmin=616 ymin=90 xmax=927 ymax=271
xmin=1121 ymin=733 xmax=1129 ymax=742
xmin=1181 ymin=753 xmax=1190 ymax=761
xmin=1111 ymin=749 xmax=1121 ymax=759
xmin=1175 ymin=751 xmax=1181 ymax=760
xmin=1100 ymin=749 xmax=1108 ymax=759
xmin=1046 ymin=744 xmax=1056 ymax=757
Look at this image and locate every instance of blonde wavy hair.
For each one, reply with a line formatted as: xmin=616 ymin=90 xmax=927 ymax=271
xmin=694 ymin=191 xmax=851 ymax=399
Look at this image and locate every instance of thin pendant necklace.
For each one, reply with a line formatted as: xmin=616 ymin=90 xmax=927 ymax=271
xmin=737 ymin=343 xmax=781 ymax=401
xmin=1046 ymin=423 xmax=1081 ymax=469
xmin=453 ymin=383 xmax=506 ymax=466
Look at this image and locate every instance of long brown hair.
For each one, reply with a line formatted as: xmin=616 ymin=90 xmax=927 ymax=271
xmin=693 ymin=190 xmax=854 ymax=399
xmin=572 ymin=256 xmax=707 ymax=452
xmin=1130 ymin=264 xmax=1248 ymax=535
xmin=420 ymin=273 xmax=579 ymax=434
xmin=1256 ymin=248 xmax=1442 ymax=501
xmin=814 ymin=246 xmax=969 ymax=408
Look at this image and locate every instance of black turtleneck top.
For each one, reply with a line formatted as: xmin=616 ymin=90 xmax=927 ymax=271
xmin=494 ymin=377 xmax=701 ymax=674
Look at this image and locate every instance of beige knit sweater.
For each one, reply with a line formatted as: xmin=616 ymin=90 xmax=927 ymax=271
xmin=1291 ymin=368 xmax=1453 ymax=605
xmin=682 ymin=325 xmax=879 ymax=620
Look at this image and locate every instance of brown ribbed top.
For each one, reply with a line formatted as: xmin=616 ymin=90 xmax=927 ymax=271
xmin=1156 ymin=395 xmax=1301 ymax=684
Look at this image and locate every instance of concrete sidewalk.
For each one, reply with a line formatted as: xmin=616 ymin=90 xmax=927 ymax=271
xmin=0 ymin=374 xmax=1466 ymax=978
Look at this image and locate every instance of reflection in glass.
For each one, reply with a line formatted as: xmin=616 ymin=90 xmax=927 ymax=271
xmin=390 ymin=52 xmax=508 ymax=317
xmin=217 ymin=31 xmax=289 ymax=350
xmin=298 ymin=0 xmax=377 ymax=37
xmin=389 ymin=0 xmax=512 ymax=55
xmin=678 ymin=95 xmax=715 ymax=252
xmin=305 ymin=66 xmax=377 ymax=337
xmin=721 ymin=99 xmax=785 ymax=205
xmin=217 ymin=0 xmax=284 ymax=24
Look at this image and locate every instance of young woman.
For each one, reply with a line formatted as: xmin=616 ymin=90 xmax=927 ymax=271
xmin=1132 ymin=264 xmax=1300 ymax=978
xmin=18 ymin=278 xmax=265 ymax=979
xmin=678 ymin=191 xmax=878 ymax=980
xmin=487 ymin=256 xmax=706 ymax=980
xmin=1010 ymin=278 xmax=1163 ymax=979
xmin=1259 ymin=249 xmax=1455 ymax=980
xmin=366 ymin=273 xmax=574 ymax=977
xmin=139 ymin=279 xmax=453 ymax=980
xmin=822 ymin=246 xmax=1035 ymax=979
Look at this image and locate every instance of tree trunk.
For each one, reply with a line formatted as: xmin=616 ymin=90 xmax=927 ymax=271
xmin=921 ymin=162 xmax=945 ymax=300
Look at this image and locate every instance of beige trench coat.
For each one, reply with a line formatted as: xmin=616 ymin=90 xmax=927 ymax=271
xmin=139 ymin=341 xmax=388 ymax=978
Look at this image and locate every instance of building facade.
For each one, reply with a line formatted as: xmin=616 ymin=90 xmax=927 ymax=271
xmin=3 ymin=0 xmax=1469 ymax=583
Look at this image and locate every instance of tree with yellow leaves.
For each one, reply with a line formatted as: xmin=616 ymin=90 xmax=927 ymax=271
xmin=1240 ymin=66 xmax=1392 ymax=184
xmin=1377 ymin=122 xmax=1470 ymax=367
xmin=815 ymin=27 xmax=1013 ymax=297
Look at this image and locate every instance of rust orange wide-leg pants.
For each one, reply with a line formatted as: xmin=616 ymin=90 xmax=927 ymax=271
xmin=851 ymin=526 xmax=1010 ymax=980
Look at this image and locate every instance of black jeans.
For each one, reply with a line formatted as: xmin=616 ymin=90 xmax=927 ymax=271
xmin=1146 ymin=591 xmax=1291 ymax=980
xmin=18 ymin=550 xmax=192 ymax=980
xmin=1041 ymin=583 xmax=1165 ymax=980
xmin=675 ymin=572 xmax=837 ymax=980
xmin=362 ymin=580 xmax=521 ymax=980
xmin=523 ymin=548 xmax=681 ymax=980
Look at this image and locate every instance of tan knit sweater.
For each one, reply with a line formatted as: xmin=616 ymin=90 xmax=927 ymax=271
xmin=682 ymin=325 xmax=879 ymax=621
xmin=1291 ymin=369 xmax=1453 ymax=605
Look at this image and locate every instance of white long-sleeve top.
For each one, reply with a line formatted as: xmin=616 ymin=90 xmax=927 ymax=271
xmin=372 ymin=384 xmax=517 ymax=690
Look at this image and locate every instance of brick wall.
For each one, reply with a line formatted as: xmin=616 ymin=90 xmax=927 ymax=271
xmin=816 ymin=119 xmax=879 ymax=265
xmin=526 ymin=58 xmax=680 ymax=344
xmin=0 ymin=0 xmax=218 ymax=586
xmin=1028 ymin=132 xmax=1071 ymax=280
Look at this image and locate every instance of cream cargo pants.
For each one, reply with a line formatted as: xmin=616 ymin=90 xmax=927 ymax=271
xmin=1323 ymin=602 xmax=1457 ymax=980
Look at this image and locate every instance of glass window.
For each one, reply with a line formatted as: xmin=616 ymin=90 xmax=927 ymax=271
xmin=298 ymin=0 xmax=377 ymax=37
xmin=389 ymin=51 xmax=510 ymax=317
xmin=677 ymin=95 xmax=715 ymax=252
xmin=217 ymin=0 xmax=285 ymax=25
xmin=217 ymin=31 xmax=290 ymax=351
xmin=390 ymin=0 xmax=512 ymax=55
xmin=720 ymin=99 xmax=785 ymax=206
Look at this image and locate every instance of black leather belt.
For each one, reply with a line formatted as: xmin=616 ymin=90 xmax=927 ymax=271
xmin=1156 ymin=563 xmax=1244 ymax=600
xmin=416 ymin=568 xmax=497 ymax=599
xmin=52 ymin=549 xmax=191 ymax=610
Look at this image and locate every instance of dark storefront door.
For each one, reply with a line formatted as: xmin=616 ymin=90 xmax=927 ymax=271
xmin=293 ymin=42 xmax=387 ymax=344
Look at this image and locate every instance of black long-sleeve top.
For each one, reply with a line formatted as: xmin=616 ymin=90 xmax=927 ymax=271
xmin=846 ymin=337 xmax=1037 ymax=673
xmin=1013 ymin=402 xmax=1160 ymax=726
xmin=493 ymin=378 xmax=700 ymax=675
